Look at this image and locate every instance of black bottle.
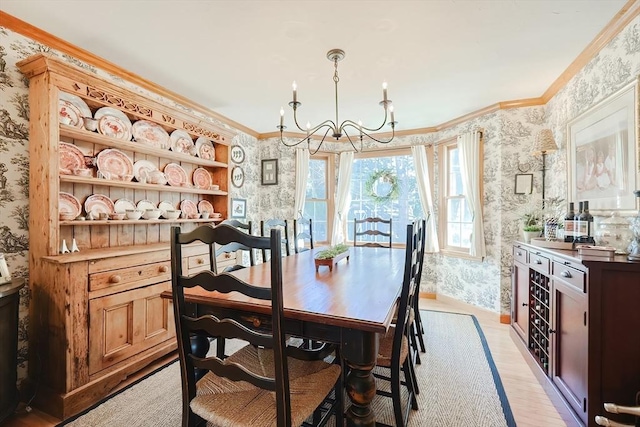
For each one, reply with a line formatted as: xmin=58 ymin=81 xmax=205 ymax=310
xmin=574 ymin=201 xmax=584 ymax=242
xmin=577 ymin=201 xmax=595 ymax=244
xmin=564 ymin=202 xmax=576 ymax=242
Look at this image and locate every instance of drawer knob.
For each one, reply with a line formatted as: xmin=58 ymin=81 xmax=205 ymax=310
xmin=225 ymin=253 xmax=232 ymax=259
xmin=159 ymin=265 xmax=169 ymax=273
xmin=549 ymin=329 xmax=556 ymax=334
xmin=197 ymin=258 xmax=204 ymax=264
xmin=535 ymin=259 xmax=542 ymax=264
xmin=522 ymin=302 xmax=528 ymax=307
xmin=561 ymin=270 xmax=572 ymax=278
xmin=109 ymin=275 xmax=121 ymax=283
xmin=250 ymin=317 xmax=261 ymax=327
xmin=517 ymin=251 xmax=522 ymax=256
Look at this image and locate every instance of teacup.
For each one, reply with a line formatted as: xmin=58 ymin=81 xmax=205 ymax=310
xmin=125 ymin=209 xmax=143 ymax=220
xmin=201 ymin=212 xmax=210 ymax=219
xmin=72 ymin=168 xmax=92 ymax=177
xmin=142 ymin=209 xmax=162 ymax=220
xmin=97 ymin=212 xmax=108 ymax=220
xmin=60 ymin=116 xmax=72 ymax=125
xmin=148 ymin=171 xmax=167 ymax=186
xmin=187 ymin=213 xmax=201 ymax=220
xmin=109 ymin=213 xmax=125 ymax=220
xmin=83 ymin=117 xmax=98 ymax=132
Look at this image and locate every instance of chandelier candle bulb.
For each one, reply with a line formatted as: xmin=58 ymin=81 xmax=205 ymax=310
xmin=292 ymin=81 xmax=297 ymax=103
xmin=279 ymin=107 xmax=284 ymax=127
xmin=390 ymin=105 xmax=395 ymax=123
xmin=306 ymin=122 xmax=311 ymax=137
xmin=382 ymin=81 xmax=388 ymax=102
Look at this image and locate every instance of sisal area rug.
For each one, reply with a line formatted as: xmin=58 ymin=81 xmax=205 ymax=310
xmin=59 ymin=311 xmax=515 ymax=427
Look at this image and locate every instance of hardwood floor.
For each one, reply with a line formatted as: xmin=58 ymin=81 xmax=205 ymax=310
xmin=5 ymin=296 xmax=570 ymax=426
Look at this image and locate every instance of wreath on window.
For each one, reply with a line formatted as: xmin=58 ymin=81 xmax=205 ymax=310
xmin=365 ymin=170 xmax=400 ymax=204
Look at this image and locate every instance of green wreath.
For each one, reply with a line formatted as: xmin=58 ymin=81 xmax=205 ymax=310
xmin=365 ymin=170 xmax=400 ymax=203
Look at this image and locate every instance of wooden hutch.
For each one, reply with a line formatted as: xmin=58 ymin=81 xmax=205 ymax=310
xmin=18 ymin=54 xmax=235 ymax=419
xmin=511 ymin=242 xmax=640 ymax=427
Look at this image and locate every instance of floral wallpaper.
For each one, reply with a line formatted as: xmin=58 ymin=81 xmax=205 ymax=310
xmin=1 ymin=13 xmax=638 ymax=388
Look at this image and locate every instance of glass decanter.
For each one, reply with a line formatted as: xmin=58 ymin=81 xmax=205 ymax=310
xmin=627 ymin=190 xmax=640 ymax=261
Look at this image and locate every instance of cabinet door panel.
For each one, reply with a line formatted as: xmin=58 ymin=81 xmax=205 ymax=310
xmin=89 ymin=282 xmax=174 ymax=375
xmin=552 ymin=280 xmax=587 ymax=424
xmin=512 ymin=262 xmax=529 ymax=342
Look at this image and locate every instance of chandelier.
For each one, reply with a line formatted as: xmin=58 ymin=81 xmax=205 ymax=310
xmin=277 ymin=49 xmax=397 ymax=153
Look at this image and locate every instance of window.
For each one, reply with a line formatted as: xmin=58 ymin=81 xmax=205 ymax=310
xmin=439 ymin=139 xmax=481 ymax=257
xmin=303 ymin=153 xmax=334 ymax=244
xmin=347 ymin=149 xmax=424 ymax=246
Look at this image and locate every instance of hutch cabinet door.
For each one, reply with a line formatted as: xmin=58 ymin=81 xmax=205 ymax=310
xmin=88 ymin=282 xmax=175 ymax=375
xmin=512 ymin=259 xmax=530 ymax=343
xmin=551 ymin=279 xmax=588 ymax=424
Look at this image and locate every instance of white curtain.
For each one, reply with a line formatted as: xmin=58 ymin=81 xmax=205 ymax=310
xmin=458 ymin=131 xmax=486 ymax=258
xmin=331 ymin=151 xmax=354 ymax=245
xmin=411 ymin=145 xmax=439 ymax=253
xmin=293 ymin=148 xmax=310 ymax=218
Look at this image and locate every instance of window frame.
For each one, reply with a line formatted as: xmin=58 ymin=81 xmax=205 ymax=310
xmin=305 ymin=152 xmax=335 ymax=246
xmin=438 ymin=138 xmax=484 ymax=260
xmin=346 ymin=147 xmax=424 ymax=248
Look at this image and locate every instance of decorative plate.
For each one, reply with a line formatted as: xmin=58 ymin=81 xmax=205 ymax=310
xmin=96 ymin=148 xmax=133 ymax=180
xmin=192 ymin=167 xmax=212 ymax=189
xmin=114 ymin=198 xmax=136 ymax=213
xmin=231 ymin=166 xmax=245 ymax=188
xmin=133 ymin=159 xmax=158 ymax=182
xmin=170 ymin=130 xmax=195 ymax=155
xmin=84 ymin=194 xmax=115 ymax=216
xmin=132 ymin=120 xmax=170 ymax=149
xmin=58 ymin=99 xmax=84 ymax=128
xmin=94 ymin=107 xmax=132 ymax=126
xmin=59 ymin=92 xmax=91 ymax=122
xmin=180 ymin=199 xmax=198 ymax=217
xmin=59 ymin=142 xmax=86 ymax=174
xmin=136 ymin=199 xmax=156 ymax=211
xmin=197 ymin=200 xmax=214 ymax=214
xmin=158 ymin=201 xmax=175 ymax=215
xmin=59 ymin=192 xmax=81 ymax=217
xmin=164 ymin=163 xmax=188 ymax=187
xmin=230 ymin=145 xmax=245 ymax=164
xmin=195 ymin=137 xmax=215 ymax=160
xmin=98 ymin=115 xmax=132 ymax=141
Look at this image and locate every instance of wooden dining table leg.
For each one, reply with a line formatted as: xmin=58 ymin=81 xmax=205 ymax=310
xmin=342 ymin=330 xmax=379 ymax=427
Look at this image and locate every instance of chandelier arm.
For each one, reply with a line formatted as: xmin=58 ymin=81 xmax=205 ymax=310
xmin=342 ymin=128 xmax=362 ymax=152
xmin=308 ymin=127 xmax=332 ymax=156
xmin=278 ymin=133 xmax=312 ymax=148
xmin=292 ymin=106 xmax=337 ymax=135
xmin=342 ymin=122 xmax=396 ymax=144
xmin=340 ymin=115 xmax=388 ymax=133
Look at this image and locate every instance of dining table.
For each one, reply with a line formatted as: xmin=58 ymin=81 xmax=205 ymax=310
xmin=171 ymin=245 xmax=406 ymax=427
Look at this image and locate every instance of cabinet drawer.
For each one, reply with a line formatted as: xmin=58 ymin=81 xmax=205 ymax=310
xmin=187 ymin=252 xmax=238 ymax=274
xmin=553 ymin=262 xmax=586 ymax=292
xmin=90 ymin=261 xmax=171 ymax=293
xmin=513 ymin=246 xmax=528 ymax=264
xmin=528 ymin=251 xmax=550 ymax=274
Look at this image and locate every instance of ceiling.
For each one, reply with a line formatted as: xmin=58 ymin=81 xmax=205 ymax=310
xmin=1 ymin=1 xmax=630 ymax=135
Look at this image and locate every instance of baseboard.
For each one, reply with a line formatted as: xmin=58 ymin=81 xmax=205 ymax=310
xmin=423 ymin=293 xmax=506 ymax=324
xmin=500 ymin=314 xmax=511 ymax=324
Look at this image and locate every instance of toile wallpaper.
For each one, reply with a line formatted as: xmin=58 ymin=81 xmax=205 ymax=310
xmin=1 ymin=14 xmax=639 ymax=385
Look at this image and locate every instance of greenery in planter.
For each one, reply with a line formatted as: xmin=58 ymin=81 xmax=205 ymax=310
xmin=315 ymin=244 xmax=349 ymax=259
xmin=523 ymin=224 xmax=543 ymax=232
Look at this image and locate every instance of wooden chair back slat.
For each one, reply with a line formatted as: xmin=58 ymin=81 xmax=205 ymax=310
xmin=354 ymin=216 xmax=393 ymax=248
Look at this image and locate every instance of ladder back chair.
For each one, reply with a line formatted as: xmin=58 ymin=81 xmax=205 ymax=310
xmin=374 ymin=222 xmax=420 ymax=427
xmin=260 ymin=218 xmax=291 ymax=261
xmin=294 ymin=217 xmax=314 ymax=254
xmin=354 ymin=217 xmax=393 ymax=248
xmin=171 ymin=224 xmax=342 ymax=427
xmin=215 ymin=219 xmax=255 ymax=272
xmin=410 ymin=219 xmax=427 ymax=360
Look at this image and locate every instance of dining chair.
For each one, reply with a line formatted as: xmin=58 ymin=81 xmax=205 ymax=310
xmin=215 ymin=219 xmax=255 ymax=272
xmin=294 ymin=217 xmax=314 ymax=254
xmin=171 ymin=224 xmax=343 ymax=427
xmin=373 ymin=222 xmax=420 ymax=427
xmin=260 ymin=218 xmax=291 ymax=261
xmin=409 ymin=219 xmax=427 ymax=362
xmin=353 ymin=216 xmax=393 ymax=248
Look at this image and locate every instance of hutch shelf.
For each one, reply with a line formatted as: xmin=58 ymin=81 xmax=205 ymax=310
xmin=17 ymin=53 xmax=236 ymax=419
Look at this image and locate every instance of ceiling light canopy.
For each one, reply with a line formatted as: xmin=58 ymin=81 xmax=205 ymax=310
xmin=277 ymin=49 xmax=397 ymax=153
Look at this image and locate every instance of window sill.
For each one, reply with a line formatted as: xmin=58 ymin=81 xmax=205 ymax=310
xmin=439 ymin=248 xmax=483 ymax=262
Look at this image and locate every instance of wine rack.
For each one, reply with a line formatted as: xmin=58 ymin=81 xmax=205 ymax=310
xmin=528 ymin=269 xmax=550 ymax=374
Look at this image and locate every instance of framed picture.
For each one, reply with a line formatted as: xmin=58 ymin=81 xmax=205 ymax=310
xmin=231 ymin=166 xmax=245 ymax=188
xmin=514 ymin=173 xmax=533 ymax=194
xmin=230 ymin=198 xmax=246 ymax=219
xmin=261 ymin=159 xmax=278 ymax=185
xmin=230 ymin=145 xmax=245 ymax=164
xmin=567 ymin=78 xmax=639 ymax=214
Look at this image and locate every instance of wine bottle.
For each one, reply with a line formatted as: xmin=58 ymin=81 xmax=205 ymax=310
xmin=574 ymin=201 xmax=584 ymax=242
xmin=577 ymin=201 xmax=595 ymax=243
xmin=564 ymin=202 xmax=576 ymax=242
